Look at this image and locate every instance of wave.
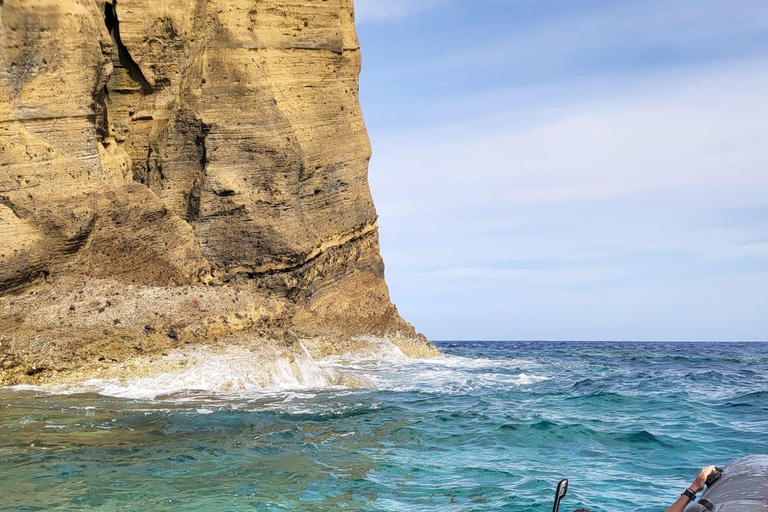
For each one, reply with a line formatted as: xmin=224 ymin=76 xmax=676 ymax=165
xmin=683 ymin=369 xmax=728 ymax=382
xmin=618 ymin=429 xmax=672 ymax=446
xmin=716 ymin=390 xmax=768 ymax=409
xmin=323 ymin=354 xmax=550 ymax=395
xmin=728 ymin=389 xmax=768 ymax=400
xmin=10 ymin=338 xmax=551 ymax=401
xmin=12 ymin=345 xmax=350 ymax=400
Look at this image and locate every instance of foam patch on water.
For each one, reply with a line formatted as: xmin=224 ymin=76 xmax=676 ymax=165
xmin=319 ymin=354 xmax=550 ymax=395
xmin=10 ymin=339 xmax=550 ymax=400
xmin=73 ymin=347 xmax=347 ymax=400
xmin=10 ymin=338 xmax=409 ymax=400
xmin=348 ymin=336 xmax=411 ymax=360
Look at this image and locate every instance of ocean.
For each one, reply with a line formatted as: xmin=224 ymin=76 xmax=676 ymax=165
xmin=1 ymin=341 xmax=766 ymax=511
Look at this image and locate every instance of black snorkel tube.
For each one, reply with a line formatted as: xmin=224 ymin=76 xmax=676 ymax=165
xmin=552 ymin=478 xmax=568 ymax=512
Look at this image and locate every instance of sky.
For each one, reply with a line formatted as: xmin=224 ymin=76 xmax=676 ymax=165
xmin=354 ymin=0 xmax=768 ymax=341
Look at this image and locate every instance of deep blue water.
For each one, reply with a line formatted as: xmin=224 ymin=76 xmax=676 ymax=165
xmin=1 ymin=341 xmax=767 ymax=511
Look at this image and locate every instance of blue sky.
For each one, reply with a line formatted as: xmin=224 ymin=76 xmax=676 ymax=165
xmin=354 ymin=0 xmax=768 ymax=341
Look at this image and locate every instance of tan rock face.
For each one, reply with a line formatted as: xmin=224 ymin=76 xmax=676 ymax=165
xmin=0 ymin=0 xmax=438 ymax=385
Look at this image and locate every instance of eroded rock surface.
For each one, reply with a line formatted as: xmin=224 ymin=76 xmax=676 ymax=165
xmin=0 ymin=0 xmax=437 ymax=385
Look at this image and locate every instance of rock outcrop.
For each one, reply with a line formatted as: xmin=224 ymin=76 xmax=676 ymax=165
xmin=0 ymin=0 xmax=438 ymax=386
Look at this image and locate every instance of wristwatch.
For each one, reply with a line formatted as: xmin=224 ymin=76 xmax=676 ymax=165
xmin=681 ymin=488 xmax=697 ymax=501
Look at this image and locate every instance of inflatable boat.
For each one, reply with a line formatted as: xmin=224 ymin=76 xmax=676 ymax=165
xmin=551 ymin=455 xmax=768 ymax=512
xmin=684 ymin=455 xmax=768 ymax=512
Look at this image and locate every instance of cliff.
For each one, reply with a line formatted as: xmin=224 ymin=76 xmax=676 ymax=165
xmin=0 ymin=0 xmax=438 ymax=386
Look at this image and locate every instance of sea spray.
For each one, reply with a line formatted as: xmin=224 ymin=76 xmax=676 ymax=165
xmin=12 ymin=336 xmax=424 ymax=399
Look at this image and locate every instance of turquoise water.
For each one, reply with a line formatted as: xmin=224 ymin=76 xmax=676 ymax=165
xmin=1 ymin=341 xmax=767 ymax=511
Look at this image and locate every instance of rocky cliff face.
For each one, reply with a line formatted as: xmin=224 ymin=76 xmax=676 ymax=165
xmin=0 ymin=0 xmax=437 ymax=386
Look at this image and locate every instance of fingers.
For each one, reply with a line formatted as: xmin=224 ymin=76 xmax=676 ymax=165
xmin=691 ymin=465 xmax=717 ymax=492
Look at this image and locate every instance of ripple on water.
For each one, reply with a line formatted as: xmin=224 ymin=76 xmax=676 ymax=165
xmin=0 ymin=341 xmax=767 ymax=512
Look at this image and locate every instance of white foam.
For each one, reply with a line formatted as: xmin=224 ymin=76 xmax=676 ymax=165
xmin=318 ymin=353 xmax=551 ymax=395
xmin=348 ymin=336 xmax=411 ymax=360
xmin=9 ymin=340 xmax=550 ymax=401
xmin=70 ymin=346 xmax=344 ymax=400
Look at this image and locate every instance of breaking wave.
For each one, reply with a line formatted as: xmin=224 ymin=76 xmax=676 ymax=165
xmin=13 ymin=338 xmax=549 ymax=400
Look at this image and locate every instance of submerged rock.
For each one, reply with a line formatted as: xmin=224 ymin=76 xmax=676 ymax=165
xmin=0 ymin=0 xmax=439 ymax=385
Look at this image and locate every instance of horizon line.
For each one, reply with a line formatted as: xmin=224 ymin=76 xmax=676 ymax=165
xmin=432 ymin=339 xmax=768 ymax=343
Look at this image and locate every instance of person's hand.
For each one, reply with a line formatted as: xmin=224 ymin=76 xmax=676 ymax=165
xmin=690 ymin=465 xmax=717 ymax=493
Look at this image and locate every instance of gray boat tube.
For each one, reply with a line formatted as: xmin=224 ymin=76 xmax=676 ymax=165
xmin=684 ymin=455 xmax=768 ymax=512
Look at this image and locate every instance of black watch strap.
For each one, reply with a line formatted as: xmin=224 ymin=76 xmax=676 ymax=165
xmin=681 ymin=488 xmax=697 ymax=501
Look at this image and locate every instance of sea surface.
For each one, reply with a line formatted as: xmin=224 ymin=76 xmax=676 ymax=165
xmin=1 ymin=341 xmax=767 ymax=512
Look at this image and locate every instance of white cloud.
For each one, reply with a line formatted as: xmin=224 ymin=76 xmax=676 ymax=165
xmin=354 ymin=0 xmax=445 ymax=22
xmin=367 ymin=57 xmax=768 ymax=340
xmin=355 ymin=0 xmax=768 ymax=339
xmin=373 ymin=0 xmax=768 ymax=78
xmin=371 ymin=58 xmax=768 ymax=212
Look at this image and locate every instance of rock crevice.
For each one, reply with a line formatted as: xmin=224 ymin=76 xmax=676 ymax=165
xmin=104 ymin=1 xmax=154 ymax=94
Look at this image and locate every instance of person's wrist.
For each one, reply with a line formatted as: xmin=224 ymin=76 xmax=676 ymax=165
xmin=681 ymin=487 xmax=697 ymax=501
xmin=690 ymin=483 xmax=703 ymax=493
